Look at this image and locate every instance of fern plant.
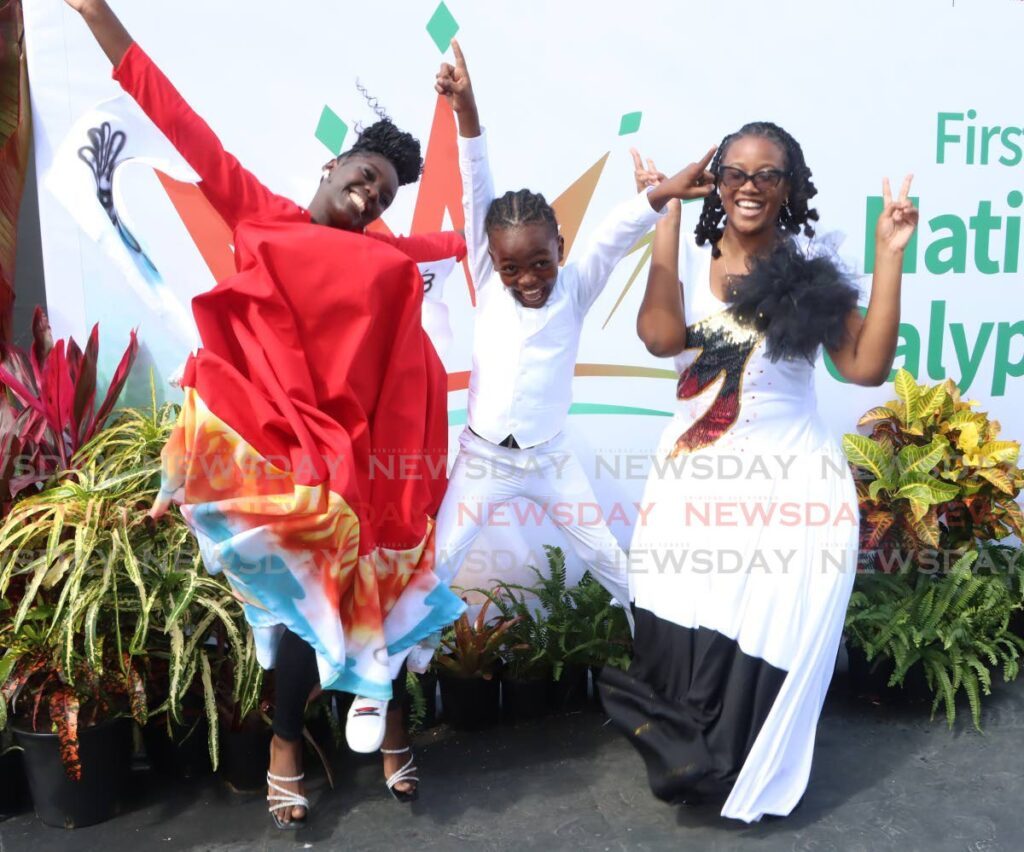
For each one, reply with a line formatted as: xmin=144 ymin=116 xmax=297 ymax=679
xmin=846 ymin=550 xmax=1024 ymax=729
xmin=404 ymin=670 xmax=428 ymax=733
xmin=566 ymin=572 xmax=632 ymax=671
xmin=486 ymin=547 xmax=621 ymax=680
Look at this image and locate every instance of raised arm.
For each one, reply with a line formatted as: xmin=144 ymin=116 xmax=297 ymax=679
xmin=637 ymin=201 xmax=688 ymax=357
xmin=435 ymin=41 xmax=493 ymax=289
xmin=67 ymin=0 xmax=299 ymax=229
xmin=574 ymin=147 xmax=715 ymax=316
xmin=367 ymin=230 xmax=467 ymax=263
xmin=66 ymin=0 xmax=131 ymax=64
xmin=828 ymin=175 xmax=918 ymax=385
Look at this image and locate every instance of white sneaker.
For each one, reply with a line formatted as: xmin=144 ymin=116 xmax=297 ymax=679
xmin=345 ymin=696 xmax=388 ymax=753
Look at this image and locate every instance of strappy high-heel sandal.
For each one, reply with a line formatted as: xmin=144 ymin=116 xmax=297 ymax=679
xmin=381 ymin=746 xmax=419 ymax=803
xmin=266 ymin=771 xmax=309 ymax=829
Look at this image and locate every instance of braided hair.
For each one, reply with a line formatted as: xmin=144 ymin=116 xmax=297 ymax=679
xmin=484 ymin=189 xmax=559 ymax=239
xmin=695 ymin=122 xmax=819 ymax=257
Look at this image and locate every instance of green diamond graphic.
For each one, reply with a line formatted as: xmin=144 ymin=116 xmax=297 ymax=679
xmin=315 ymin=106 xmax=348 ymax=156
xmin=426 ymin=2 xmax=459 ymax=53
xmin=618 ymin=111 xmax=642 ymax=136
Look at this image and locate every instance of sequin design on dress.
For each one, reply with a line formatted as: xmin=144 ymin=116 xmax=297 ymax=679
xmin=673 ymin=311 xmax=762 ymax=454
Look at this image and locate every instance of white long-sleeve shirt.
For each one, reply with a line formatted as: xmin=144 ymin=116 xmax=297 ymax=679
xmin=459 ymin=131 xmax=664 ymax=448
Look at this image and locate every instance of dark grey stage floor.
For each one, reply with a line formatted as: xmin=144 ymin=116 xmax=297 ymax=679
xmin=3 ymin=655 xmax=1022 ymax=852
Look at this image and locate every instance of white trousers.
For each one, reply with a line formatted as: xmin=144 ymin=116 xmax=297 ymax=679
xmin=434 ymin=427 xmax=631 ymax=609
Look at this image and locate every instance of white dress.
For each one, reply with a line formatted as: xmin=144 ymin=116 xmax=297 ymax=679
xmin=600 ymin=240 xmax=859 ymax=822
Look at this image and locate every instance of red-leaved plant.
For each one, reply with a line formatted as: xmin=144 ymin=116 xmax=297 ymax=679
xmin=0 ymin=631 xmax=146 ymax=780
xmin=0 ymin=307 xmax=137 ymax=511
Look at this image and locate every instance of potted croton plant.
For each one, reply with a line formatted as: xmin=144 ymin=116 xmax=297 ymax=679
xmin=842 ymin=369 xmax=1024 ymax=728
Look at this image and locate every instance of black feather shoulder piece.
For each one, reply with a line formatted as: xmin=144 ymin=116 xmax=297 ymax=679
xmin=723 ymin=238 xmax=861 ymax=363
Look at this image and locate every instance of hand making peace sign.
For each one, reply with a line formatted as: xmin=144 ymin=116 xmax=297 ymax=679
xmin=875 ymin=174 xmax=919 ymax=254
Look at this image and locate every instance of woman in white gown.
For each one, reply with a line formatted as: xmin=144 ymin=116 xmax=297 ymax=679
xmin=599 ymin=125 xmax=918 ymax=822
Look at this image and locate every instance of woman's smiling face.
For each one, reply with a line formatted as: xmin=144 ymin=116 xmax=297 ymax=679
xmin=316 ymin=152 xmax=399 ymax=231
xmin=716 ymin=135 xmax=790 ymax=238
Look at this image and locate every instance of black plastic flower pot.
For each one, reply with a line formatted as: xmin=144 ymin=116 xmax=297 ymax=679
xmin=500 ymin=675 xmax=549 ymax=722
xmin=13 ymin=716 xmax=132 ymax=829
xmin=548 ymin=664 xmax=589 ymax=712
xmin=219 ymin=723 xmax=272 ymax=793
xmin=589 ymin=665 xmax=605 ymax=711
xmin=438 ymin=673 xmax=499 ymax=730
xmin=845 ymin=641 xmax=931 ymax=703
xmin=142 ymin=713 xmax=213 ymax=779
xmin=0 ymin=748 xmax=31 ymax=819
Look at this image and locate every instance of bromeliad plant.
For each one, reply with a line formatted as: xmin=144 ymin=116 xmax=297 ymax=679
xmin=843 ymin=368 xmax=1024 ymax=566
xmin=0 ymin=389 xmax=260 ymax=775
xmin=0 ymin=307 xmax=138 ymax=512
xmin=433 ymin=597 xmax=520 ymax=680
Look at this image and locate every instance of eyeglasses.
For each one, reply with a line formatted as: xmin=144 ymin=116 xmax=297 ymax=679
xmin=716 ymin=165 xmax=790 ymax=191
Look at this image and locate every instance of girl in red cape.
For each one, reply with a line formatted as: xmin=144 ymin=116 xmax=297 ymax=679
xmin=66 ymin=0 xmax=466 ymax=827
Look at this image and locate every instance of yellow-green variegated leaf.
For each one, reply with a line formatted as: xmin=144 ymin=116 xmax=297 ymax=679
xmin=978 ymin=468 xmax=1017 ymax=495
xmin=979 ymin=441 xmax=1020 ymax=466
xmin=957 ymin=422 xmax=981 ymax=454
xmin=858 ymin=406 xmax=898 ymax=427
xmin=868 ymin=479 xmax=889 ymax=501
xmin=168 ymin=623 xmax=185 ymax=723
xmin=896 ymin=472 xmax=960 ymax=504
xmin=13 ymin=555 xmax=51 ymax=631
xmin=1003 ymin=500 xmax=1024 ymax=537
xmin=842 ymin=434 xmax=896 ymax=484
xmin=894 ymin=369 xmax=921 ymax=421
xmin=200 ymin=652 xmax=220 ymax=772
xmin=910 ymin=507 xmax=941 ymax=548
xmin=918 ymin=384 xmax=947 ymax=420
xmin=907 ymin=499 xmax=930 ymax=522
xmin=944 ymin=410 xmax=981 ymax=431
xmin=894 ymin=483 xmax=948 ymax=509
xmin=897 ymin=437 xmax=948 ymax=475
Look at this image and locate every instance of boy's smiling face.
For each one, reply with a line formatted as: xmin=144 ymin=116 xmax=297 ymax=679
xmin=488 ymin=223 xmax=564 ymax=309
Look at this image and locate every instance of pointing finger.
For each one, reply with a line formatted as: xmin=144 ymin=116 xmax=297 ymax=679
xmin=450 ymin=38 xmax=467 ymax=69
xmin=696 ymin=146 xmax=717 ymax=172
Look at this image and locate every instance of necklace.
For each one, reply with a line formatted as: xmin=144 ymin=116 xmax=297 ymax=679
xmin=717 ymin=236 xmax=742 ymax=300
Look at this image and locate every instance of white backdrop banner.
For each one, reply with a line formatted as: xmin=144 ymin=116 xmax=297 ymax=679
xmin=22 ymin=0 xmax=1024 ymax=586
